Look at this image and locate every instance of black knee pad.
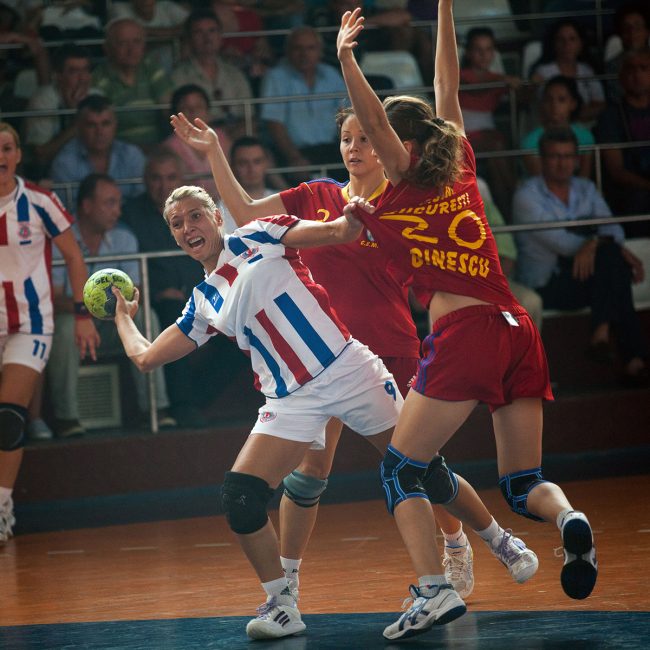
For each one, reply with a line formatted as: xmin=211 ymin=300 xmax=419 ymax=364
xmin=380 ymin=444 xmax=428 ymax=514
xmin=422 ymin=455 xmax=459 ymax=504
xmin=499 ymin=467 xmax=547 ymax=522
xmin=221 ymin=471 xmax=275 ymax=534
xmin=0 ymin=403 xmax=27 ymax=451
xmin=283 ymin=470 xmax=328 ymax=508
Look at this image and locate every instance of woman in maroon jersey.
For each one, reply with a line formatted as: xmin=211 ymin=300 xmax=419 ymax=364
xmin=335 ymin=1 xmax=598 ymax=641
xmin=172 ymin=101 xmax=538 ymax=603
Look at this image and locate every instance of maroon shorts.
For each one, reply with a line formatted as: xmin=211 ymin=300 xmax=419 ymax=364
xmin=412 ymin=304 xmax=553 ymax=412
xmin=382 ymin=356 xmax=420 ymax=398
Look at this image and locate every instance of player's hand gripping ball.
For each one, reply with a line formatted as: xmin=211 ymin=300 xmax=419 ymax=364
xmin=83 ymin=268 xmax=135 ymax=320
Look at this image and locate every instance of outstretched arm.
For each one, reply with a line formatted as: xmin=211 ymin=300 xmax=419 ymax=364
xmin=434 ymin=0 xmax=464 ymax=133
xmin=281 ymin=196 xmax=370 ymax=249
xmin=171 ymin=113 xmax=285 ymax=227
xmin=336 ymin=9 xmax=410 ymax=185
xmin=113 ymin=287 xmax=196 ymax=372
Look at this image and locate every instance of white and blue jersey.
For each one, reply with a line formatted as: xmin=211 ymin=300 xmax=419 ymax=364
xmin=0 ymin=177 xmax=74 ymax=336
xmin=176 ymin=215 xmax=351 ymax=398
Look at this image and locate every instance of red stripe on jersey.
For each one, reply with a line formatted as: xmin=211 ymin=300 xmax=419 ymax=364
xmin=258 ymin=214 xmax=298 ymax=228
xmin=3 ymin=281 xmax=20 ymax=333
xmin=0 ymin=213 xmax=7 ymax=245
xmin=255 ymin=308 xmax=314 ymax=385
xmin=215 ymin=263 xmax=238 ymax=286
xmin=284 ymin=250 xmax=350 ymax=340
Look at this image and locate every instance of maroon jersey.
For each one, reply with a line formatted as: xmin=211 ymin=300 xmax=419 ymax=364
xmin=362 ymin=138 xmax=515 ymax=306
xmin=280 ymin=178 xmax=420 ymax=358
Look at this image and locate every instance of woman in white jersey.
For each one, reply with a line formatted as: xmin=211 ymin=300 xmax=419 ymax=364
xmin=0 ymin=122 xmax=99 ymax=542
xmin=112 ymin=185 xmax=399 ymax=640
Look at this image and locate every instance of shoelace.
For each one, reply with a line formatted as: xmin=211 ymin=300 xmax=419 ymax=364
xmin=495 ymin=529 xmax=523 ymax=565
xmin=443 ymin=552 xmax=467 ymax=582
xmin=255 ymin=596 xmax=278 ymax=617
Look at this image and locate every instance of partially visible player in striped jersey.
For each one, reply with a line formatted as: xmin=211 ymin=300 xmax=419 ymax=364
xmin=0 ymin=122 xmax=99 ymax=542
xmin=112 ymin=185 xmax=401 ymax=640
xmin=171 ymin=109 xmax=541 ymax=602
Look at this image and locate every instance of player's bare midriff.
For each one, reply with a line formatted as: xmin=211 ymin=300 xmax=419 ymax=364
xmin=428 ymin=291 xmax=491 ymax=325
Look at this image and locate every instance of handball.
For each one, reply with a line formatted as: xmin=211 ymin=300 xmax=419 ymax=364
xmin=83 ymin=268 xmax=135 ymax=320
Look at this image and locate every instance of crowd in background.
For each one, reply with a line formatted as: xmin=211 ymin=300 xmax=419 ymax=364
xmin=1 ymin=0 xmax=649 ymax=439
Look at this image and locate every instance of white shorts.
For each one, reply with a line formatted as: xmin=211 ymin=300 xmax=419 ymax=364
xmin=251 ymin=339 xmax=403 ymax=449
xmin=0 ymin=333 xmax=51 ymax=373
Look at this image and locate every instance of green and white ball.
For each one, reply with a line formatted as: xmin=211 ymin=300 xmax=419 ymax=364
xmin=83 ymin=268 xmax=135 ymax=320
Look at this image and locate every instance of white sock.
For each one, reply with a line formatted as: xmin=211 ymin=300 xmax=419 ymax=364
xmin=280 ymin=556 xmax=301 ymax=587
xmin=443 ymin=525 xmax=468 ymax=548
xmin=418 ymin=574 xmax=447 ymax=596
xmin=261 ymin=576 xmax=290 ymax=599
xmin=0 ymin=486 xmax=12 ymax=508
xmin=556 ymin=508 xmax=574 ymax=530
xmin=475 ymin=518 xmax=502 ymax=544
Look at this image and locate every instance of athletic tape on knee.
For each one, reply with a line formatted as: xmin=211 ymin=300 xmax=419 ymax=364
xmin=422 ymin=455 xmax=459 ymax=504
xmin=499 ymin=467 xmax=547 ymax=522
xmin=380 ymin=444 xmax=429 ymax=515
xmin=0 ymin=403 xmax=27 ymax=451
xmin=221 ymin=471 xmax=275 ymax=534
xmin=283 ymin=470 xmax=328 ymax=508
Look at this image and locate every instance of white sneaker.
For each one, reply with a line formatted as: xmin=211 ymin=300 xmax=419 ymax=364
xmin=383 ymin=584 xmax=466 ymax=640
xmin=27 ymin=418 xmax=54 ymax=441
xmin=443 ymin=543 xmax=475 ymax=598
xmin=246 ymin=593 xmax=306 ymax=640
xmin=559 ymin=511 xmax=597 ymax=600
xmin=487 ymin=529 xmax=538 ymax=583
xmin=0 ymin=497 xmax=16 ymax=543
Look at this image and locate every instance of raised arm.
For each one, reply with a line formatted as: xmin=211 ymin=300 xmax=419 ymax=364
xmin=113 ymin=287 xmax=196 ymax=372
xmin=336 ymin=9 xmax=410 ymax=184
xmin=434 ymin=0 xmax=464 ymax=132
xmin=171 ymin=113 xmax=285 ymax=227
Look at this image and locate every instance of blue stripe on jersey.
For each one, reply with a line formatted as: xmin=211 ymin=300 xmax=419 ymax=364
xmin=243 ymin=230 xmax=281 ymax=245
xmin=177 ymin=294 xmax=197 ymax=337
xmin=243 ymin=326 xmax=288 ymax=398
xmin=34 ymin=203 xmax=61 ymax=237
xmin=227 ymin=236 xmax=248 ymax=256
xmin=24 ymin=277 xmax=43 ymax=334
xmin=306 ymin=178 xmax=346 ymax=188
xmin=247 ymin=254 xmax=263 ymax=265
xmin=274 ymin=292 xmax=334 ymax=368
xmin=16 ymin=193 xmax=29 ymax=222
xmin=197 ymin=281 xmax=224 ymax=314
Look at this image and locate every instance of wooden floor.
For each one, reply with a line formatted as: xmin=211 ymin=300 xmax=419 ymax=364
xmin=1 ymin=474 xmax=648 ymax=630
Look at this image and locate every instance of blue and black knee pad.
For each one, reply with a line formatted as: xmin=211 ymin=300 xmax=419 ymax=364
xmin=0 ymin=403 xmax=27 ymax=451
xmin=499 ymin=467 xmax=547 ymax=522
xmin=422 ymin=454 xmax=459 ymax=505
xmin=283 ymin=470 xmax=328 ymax=508
xmin=221 ymin=471 xmax=275 ymax=534
xmin=380 ymin=444 xmax=429 ymax=515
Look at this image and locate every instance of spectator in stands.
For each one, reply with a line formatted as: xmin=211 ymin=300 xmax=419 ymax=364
xmin=513 ymin=127 xmax=648 ymax=386
xmin=121 ymin=150 xmax=208 ymax=429
xmin=25 ymin=0 xmax=103 ymax=42
xmin=217 ymin=136 xmax=276 ymax=233
xmin=0 ymin=10 xmax=51 ymax=116
xmin=530 ymin=18 xmax=605 ymax=125
xmin=477 ymin=177 xmax=544 ymax=331
xmin=459 ymin=26 xmax=520 ymax=219
xmin=210 ymin=0 xmax=274 ymax=92
xmin=92 ymin=17 xmax=172 ymax=148
xmin=521 ymin=75 xmax=594 ymax=178
xmin=23 ymin=44 xmax=95 ymax=178
xmin=49 ymin=95 xmax=145 ymax=210
xmin=260 ymin=25 xmax=346 ymax=182
xmin=164 ymin=84 xmax=231 ymax=199
xmin=109 ymin=0 xmax=189 ymax=73
xmin=171 ymin=9 xmax=254 ymax=141
xmin=605 ymin=2 xmax=650 ymax=102
xmin=595 ymin=48 xmax=650 ymax=237
xmin=47 ymin=173 xmax=176 ymax=438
